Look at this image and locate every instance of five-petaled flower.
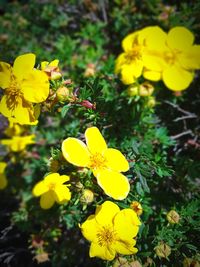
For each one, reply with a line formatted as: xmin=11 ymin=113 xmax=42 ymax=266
xmin=143 ymin=27 xmax=200 ymax=91
xmin=0 ymin=53 xmax=49 ymax=124
xmin=62 ymin=127 xmax=130 ymax=200
xmin=1 ymin=135 xmax=35 ymax=152
xmin=0 ymin=162 xmax=8 ymax=189
xmin=115 ymin=26 xmax=167 ymax=84
xmin=32 ymin=173 xmax=71 ymax=209
xmin=80 ymin=201 xmax=141 ymax=261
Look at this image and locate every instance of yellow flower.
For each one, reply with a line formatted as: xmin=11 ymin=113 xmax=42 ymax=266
xmin=115 ymin=26 xmax=167 ymax=84
xmin=0 ymin=162 xmax=7 ymax=189
xmin=0 ymin=53 xmax=49 ymax=125
xmin=32 ymin=173 xmax=71 ymax=209
xmin=144 ymin=27 xmax=200 ymax=91
xmin=80 ymin=201 xmax=141 ymax=261
xmin=41 ymin=59 xmax=62 ymax=80
xmin=1 ymin=134 xmax=35 ymax=152
xmin=62 ymin=127 xmax=130 ymax=200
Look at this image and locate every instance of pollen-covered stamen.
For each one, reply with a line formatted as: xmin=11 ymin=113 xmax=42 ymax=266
xmin=89 ymin=153 xmax=107 ymax=169
xmin=97 ymin=226 xmax=117 ymax=247
xmin=5 ymin=76 xmax=23 ymax=111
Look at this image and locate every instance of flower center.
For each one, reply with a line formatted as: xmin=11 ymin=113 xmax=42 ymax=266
xmin=89 ymin=153 xmax=107 ymax=170
xmin=164 ymin=49 xmax=181 ymax=65
xmin=5 ymin=76 xmax=23 ymax=111
xmin=48 ymin=182 xmax=56 ymax=191
xmin=97 ymin=226 xmax=116 ymax=247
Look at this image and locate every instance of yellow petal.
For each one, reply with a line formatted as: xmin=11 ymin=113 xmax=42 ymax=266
xmin=40 ymin=191 xmax=55 ymax=209
xmin=114 ymin=209 xmax=141 ymax=240
xmin=162 ymin=65 xmax=194 ymax=91
xmin=0 ymin=62 xmax=11 ymax=89
xmin=113 ymin=240 xmax=138 ymax=255
xmin=0 ymin=162 xmax=7 ymax=173
xmin=142 ymin=26 xmax=167 ymax=51
xmin=104 ymin=148 xmax=129 ymax=172
xmin=85 ymin=127 xmax=107 ymax=154
xmin=121 ymin=60 xmax=143 ymax=84
xmin=49 ymin=59 xmax=59 ymax=67
xmin=96 ymin=169 xmax=130 ymax=200
xmin=115 ymin=53 xmax=126 ymax=73
xmin=58 ymin=174 xmax=70 ymax=184
xmin=0 ymin=95 xmax=12 ymax=118
xmin=89 ymin=242 xmax=116 ymax=261
xmin=0 ymin=174 xmax=8 ymax=189
xmin=122 ymin=31 xmax=140 ymax=52
xmin=54 ymin=185 xmax=71 ymax=203
xmin=143 ymin=54 xmax=166 ymax=72
xmin=21 ymin=69 xmax=49 ymax=103
xmin=95 ymin=201 xmax=120 ymax=225
xmin=44 ymin=173 xmax=60 ymax=184
xmin=179 ymin=45 xmax=200 ymax=69
xmin=62 ymin=137 xmax=90 ymax=167
xmin=41 ymin=61 xmax=49 ymax=70
xmin=143 ymin=69 xmax=162 ymax=81
xmin=32 ymin=181 xmax=49 ymax=196
xmin=80 ymin=215 xmax=99 ymax=242
xmin=13 ymin=53 xmax=36 ymax=81
xmin=167 ymin=27 xmax=194 ymax=50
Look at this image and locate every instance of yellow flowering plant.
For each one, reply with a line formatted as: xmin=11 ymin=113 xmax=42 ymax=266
xmin=80 ymin=201 xmax=141 ymax=261
xmin=32 ymin=173 xmax=71 ymax=209
xmin=0 ymin=162 xmax=8 ymax=189
xmin=143 ymin=26 xmax=200 ymax=91
xmin=116 ymin=26 xmax=200 ymax=91
xmin=62 ymin=126 xmax=130 ymax=200
xmin=0 ymin=53 xmax=49 ymax=124
xmin=1 ymin=134 xmax=35 ymax=152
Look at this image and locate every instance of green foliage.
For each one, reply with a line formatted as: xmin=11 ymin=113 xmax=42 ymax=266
xmin=0 ymin=1 xmax=200 ymax=267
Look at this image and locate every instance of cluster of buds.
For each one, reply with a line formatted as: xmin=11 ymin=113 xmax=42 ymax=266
xmin=127 ymin=82 xmax=154 ymax=97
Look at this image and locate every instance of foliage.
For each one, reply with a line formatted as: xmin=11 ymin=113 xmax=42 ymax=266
xmin=0 ymin=1 xmax=200 ymax=267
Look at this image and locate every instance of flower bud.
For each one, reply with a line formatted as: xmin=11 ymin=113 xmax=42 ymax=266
xmin=167 ymin=210 xmax=180 ymax=224
xmin=146 ymin=97 xmax=156 ymax=108
xmin=127 ymin=84 xmax=139 ymax=96
xmin=183 ymin=258 xmax=200 ymax=267
xmin=155 ymin=243 xmax=171 ymax=258
xmin=129 ymin=260 xmax=142 ymax=267
xmin=84 ymin=63 xmax=96 ymax=77
xmin=139 ymin=82 xmax=154 ymax=96
xmin=130 ymin=201 xmax=143 ymax=216
xmin=80 ymin=189 xmax=94 ymax=204
xmin=113 ymin=257 xmax=130 ymax=267
xmin=80 ymin=100 xmax=96 ymax=110
xmin=56 ymin=87 xmax=70 ymax=102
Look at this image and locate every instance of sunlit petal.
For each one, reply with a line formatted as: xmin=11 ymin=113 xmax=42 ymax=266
xmin=95 ymin=201 xmax=120 ymax=225
xmin=62 ymin=137 xmax=90 ymax=167
xmin=13 ymin=53 xmax=36 ymax=81
xmin=167 ymin=27 xmax=194 ymax=50
xmin=85 ymin=127 xmax=107 ymax=154
xmin=104 ymin=148 xmax=129 ymax=172
xmin=0 ymin=62 xmax=11 ymax=89
xmin=96 ymin=169 xmax=130 ymax=200
xmin=162 ymin=65 xmax=194 ymax=91
xmin=40 ymin=191 xmax=55 ymax=209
